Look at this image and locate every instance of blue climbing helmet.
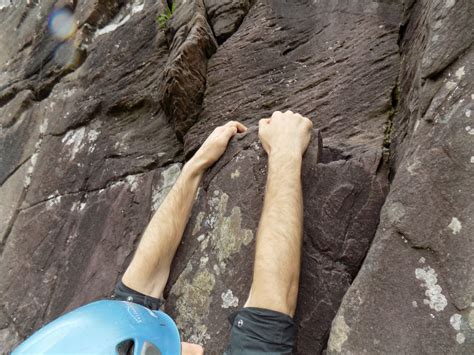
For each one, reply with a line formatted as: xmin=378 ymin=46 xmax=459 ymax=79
xmin=13 ymin=300 xmax=181 ymax=355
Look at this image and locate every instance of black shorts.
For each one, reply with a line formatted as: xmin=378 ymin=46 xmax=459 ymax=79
xmin=112 ymin=282 xmax=296 ymax=354
xmin=224 ymin=307 xmax=295 ymax=354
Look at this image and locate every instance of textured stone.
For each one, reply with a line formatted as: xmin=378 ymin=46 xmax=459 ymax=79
xmin=165 ymin=129 xmax=388 ymax=352
xmin=160 ymin=4 xmax=218 ymax=140
xmin=184 ymin=0 xmax=401 ymax=157
xmin=2 ymin=0 xmax=469 ymax=354
xmin=327 ymin=0 xmax=474 ymax=353
xmin=204 ymin=0 xmax=250 ymax=43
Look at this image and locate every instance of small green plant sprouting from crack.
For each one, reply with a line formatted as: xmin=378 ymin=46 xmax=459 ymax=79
xmin=383 ymin=85 xmax=400 ymax=150
xmin=157 ymin=2 xmax=175 ymax=29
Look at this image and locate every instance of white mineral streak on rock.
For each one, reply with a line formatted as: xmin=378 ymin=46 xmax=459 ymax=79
xmin=24 ymin=117 xmax=49 ymax=187
xmin=62 ymin=127 xmax=86 ymax=160
xmin=131 ymin=0 xmax=144 ymax=14
xmin=419 ymin=257 xmax=426 ymax=264
xmin=126 ymin=175 xmax=139 ymax=192
xmin=151 ymin=164 xmax=181 ymax=212
xmin=466 ymin=109 xmax=471 ymax=118
xmin=466 ymin=126 xmax=474 ymax=135
xmin=407 ymin=158 xmax=421 ymax=175
xmin=387 ymin=201 xmax=406 ymax=224
xmin=230 ymin=168 xmax=240 ymax=179
xmin=446 ymin=0 xmax=456 ymax=8
xmin=0 ymin=0 xmax=10 ymax=9
xmin=456 ymin=333 xmax=465 ymax=344
xmin=414 ymin=119 xmax=420 ymax=132
xmin=450 ymin=314 xmax=462 ymax=331
xmin=415 ymin=266 xmax=448 ymax=312
xmin=328 ymin=314 xmax=350 ymax=352
xmin=95 ymin=16 xmax=130 ymax=36
xmin=95 ymin=0 xmax=144 ymax=37
xmin=23 ymin=153 xmax=38 ymax=188
xmin=412 ymin=301 xmax=418 ymax=308
xmin=471 ymin=156 xmax=474 ymax=164
xmin=221 ymin=289 xmax=239 ymax=309
xmin=87 ymin=129 xmax=99 ymax=142
xmin=192 ymin=212 xmax=205 ymax=236
xmin=39 ymin=118 xmax=48 ymax=134
xmin=448 ymin=217 xmax=462 ymax=235
xmin=199 ymin=256 xmax=209 ymax=268
xmin=46 ymin=196 xmax=62 ymax=210
xmin=455 ymin=66 xmax=465 ymax=80
xmin=445 ymin=81 xmax=457 ymax=90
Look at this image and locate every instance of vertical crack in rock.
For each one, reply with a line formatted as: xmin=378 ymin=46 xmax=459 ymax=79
xmin=203 ymin=0 xmax=251 ymax=44
xmin=159 ymin=0 xmax=253 ymax=141
xmin=159 ymin=0 xmax=218 ymax=141
xmin=326 ymin=0 xmax=474 ymax=352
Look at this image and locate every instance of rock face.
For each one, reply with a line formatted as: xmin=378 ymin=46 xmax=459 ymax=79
xmin=0 ymin=0 xmax=470 ymax=354
xmin=327 ymin=0 xmax=474 ymax=354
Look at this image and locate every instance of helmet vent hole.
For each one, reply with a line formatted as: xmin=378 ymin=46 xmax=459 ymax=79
xmin=116 ymin=340 xmax=134 ymax=355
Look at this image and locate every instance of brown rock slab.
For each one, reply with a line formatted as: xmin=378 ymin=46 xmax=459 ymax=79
xmin=164 ymin=129 xmax=388 ymax=352
xmin=327 ymin=0 xmax=474 ymax=353
xmin=184 ymin=0 xmax=401 ymax=157
xmin=204 ymin=0 xmax=250 ymax=44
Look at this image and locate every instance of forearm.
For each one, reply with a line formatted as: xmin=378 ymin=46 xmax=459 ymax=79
xmin=251 ymin=153 xmax=303 ymax=313
xmin=122 ymin=160 xmax=203 ymax=296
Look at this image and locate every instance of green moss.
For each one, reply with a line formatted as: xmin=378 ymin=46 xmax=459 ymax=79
xmin=383 ymin=84 xmax=400 ymax=149
xmin=156 ymin=2 xmax=175 ymax=29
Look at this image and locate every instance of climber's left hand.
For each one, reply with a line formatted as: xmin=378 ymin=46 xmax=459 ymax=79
xmin=188 ymin=121 xmax=247 ymax=174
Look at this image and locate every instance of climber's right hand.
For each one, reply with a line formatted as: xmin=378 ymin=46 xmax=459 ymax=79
xmin=258 ymin=110 xmax=313 ymax=159
xmin=188 ymin=121 xmax=247 ymax=174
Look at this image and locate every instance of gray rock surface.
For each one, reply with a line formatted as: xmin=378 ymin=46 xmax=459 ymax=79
xmin=204 ymin=0 xmax=250 ymax=44
xmin=0 ymin=0 xmax=470 ymax=354
xmin=327 ymin=0 xmax=474 ymax=353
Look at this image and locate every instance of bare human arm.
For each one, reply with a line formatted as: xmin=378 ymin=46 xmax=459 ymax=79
xmin=245 ymin=110 xmax=312 ymax=317
xmin=122 ymin=121 xmax=247 ymax=298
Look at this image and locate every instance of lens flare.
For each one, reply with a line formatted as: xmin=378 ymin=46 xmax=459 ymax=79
xmin=48 ymin=8 xmax=77 ymax=40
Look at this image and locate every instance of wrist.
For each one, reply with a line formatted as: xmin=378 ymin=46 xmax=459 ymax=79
xmin=183 ymin=157 xmax=206 ymax=178
xmin=268 ymin=150 xmax=303 ymax=164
